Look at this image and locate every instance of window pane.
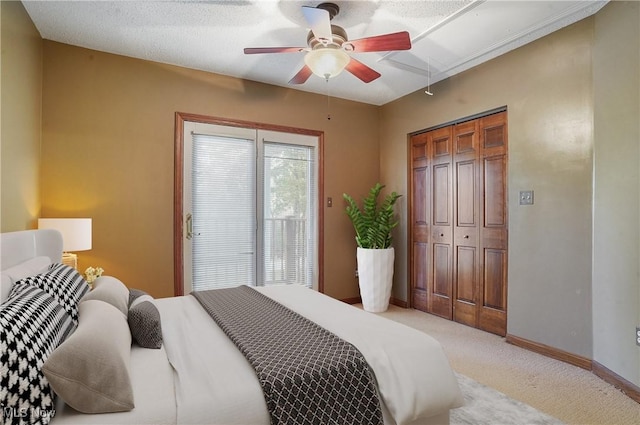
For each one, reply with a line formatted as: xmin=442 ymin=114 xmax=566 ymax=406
xmin=263 ymin=142 xmax=316 ymax=288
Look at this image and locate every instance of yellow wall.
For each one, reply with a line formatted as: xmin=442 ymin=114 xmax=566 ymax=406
xmin=40 ymin=41 xmax=379 ymax=300
xmin=0 ymin=0 xmax=42 ymax=231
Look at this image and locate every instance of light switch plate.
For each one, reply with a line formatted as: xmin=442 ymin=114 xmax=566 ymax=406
xmin=519 ymin=190 xmax=534 ymax=205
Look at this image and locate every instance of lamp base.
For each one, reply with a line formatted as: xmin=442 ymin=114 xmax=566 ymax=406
xmin=62 ymin=252 xmax=78 ymax=269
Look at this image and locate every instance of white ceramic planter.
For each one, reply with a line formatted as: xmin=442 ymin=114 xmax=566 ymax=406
xmin=357 ymin=247 xmax=395 ymax=312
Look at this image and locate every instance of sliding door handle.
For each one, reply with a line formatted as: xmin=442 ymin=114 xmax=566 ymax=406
xmin=186 ymin=213 xmax=193 ymax=240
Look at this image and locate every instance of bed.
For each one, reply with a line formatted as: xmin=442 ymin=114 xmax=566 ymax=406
xmin=1 ymin=229 xmax=463 ymax=425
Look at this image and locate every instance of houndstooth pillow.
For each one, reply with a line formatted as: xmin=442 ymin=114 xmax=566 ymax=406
xmin=0 ymin=284 xmax=75 ymax=425
xmin=13 ymin=263 xmax=90 ymax=325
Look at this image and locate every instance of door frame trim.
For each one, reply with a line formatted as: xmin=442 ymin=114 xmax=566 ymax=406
xmin=412 ymin=106 xmax=508 ymax=136
xmin=174 ymin=112 xmax=325 ymax=296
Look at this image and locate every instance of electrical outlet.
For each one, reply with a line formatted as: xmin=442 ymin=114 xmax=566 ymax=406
xmin=636 ymin=326 xmax=640 ymax=346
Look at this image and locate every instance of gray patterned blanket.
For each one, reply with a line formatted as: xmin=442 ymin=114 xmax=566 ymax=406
xmin=192 ymin=285 xmax=383 ymax=425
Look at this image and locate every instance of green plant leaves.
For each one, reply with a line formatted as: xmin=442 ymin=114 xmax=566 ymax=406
xmin=343 ymin=183 xmax=401 ymax=249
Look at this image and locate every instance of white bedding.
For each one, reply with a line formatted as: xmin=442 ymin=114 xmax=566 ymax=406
xmin=51 ymin=286 xmax=462 ymax=425
xmin=53 ymin=345 xmax=176 ymax=424
xmin=159 ymin=294 xmax=270 ymax=424
xmin=2 ymin=229 xmax=462 ymax=425
xmin=255 ymin=286 xmax=463 ymax=424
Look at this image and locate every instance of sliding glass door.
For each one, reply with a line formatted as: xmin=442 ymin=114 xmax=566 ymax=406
xmin=182 ymin=122 xmax=318 ymax=293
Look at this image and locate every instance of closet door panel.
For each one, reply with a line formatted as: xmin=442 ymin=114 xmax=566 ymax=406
xmin=430 ymin=162 xmax=453 ymax=318
xmin=427 ymin=127 xmax=453 ymax=319
xmin=456 ymin=161 xmax=476 ymax=225
xmin=484 ymin=248 xmax=507 ymax=309
xmin=432 ymin=164 xmax=451 ymax=226
xmin=413 ymin=167 xmax=429 ymax=241
xmin=454 ymin=245 xmax=477 ymax=326
xmin=430 ymin=243 xmax=453 ymax=318
xmin=413 ymin=242 xmax=429 ymax=311
xmin=410 ymin=133 xmax=430 ymax=312
xmin=411 ymin=165 xmax=429 ymax=312
xmin=453 ymin=121 xmax=480 ymax=326
xmin=479 ymin=112 xmax=508 ymax=336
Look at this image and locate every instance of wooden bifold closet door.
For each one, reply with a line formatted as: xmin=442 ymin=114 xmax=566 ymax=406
xmin=410 ymin=111 xmax=508 ymax=336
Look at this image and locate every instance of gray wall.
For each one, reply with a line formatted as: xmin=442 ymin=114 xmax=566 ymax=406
xmin=380 ymin=15 xmax=594 ymax=358
xmin=380 ymin=0 xmax=639 ymax=387
xmin=592 ymin=1 xmax=640 ymax=386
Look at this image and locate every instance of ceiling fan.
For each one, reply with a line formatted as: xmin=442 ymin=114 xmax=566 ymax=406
xmin=244 ymin=2 xmax=412 ymax=84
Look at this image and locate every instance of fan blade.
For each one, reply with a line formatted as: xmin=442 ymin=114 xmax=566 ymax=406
xmin=289 ymin=65 xmax=313 ymax=85
xmin=345 ymin=58 xmax=380 ymax=83
xmin=302 ymin=6 xmax=333 ymax=44
xmin=347 ymin=31 xmax=411 ymax=53
xmin=345 ymin=58 xmax=381 ymax=83
xmin=244 ymin=47 xmax=306 ymax=54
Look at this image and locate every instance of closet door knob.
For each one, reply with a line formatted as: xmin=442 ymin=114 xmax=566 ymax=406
xmin=464 ymin=235 xmax=469 ymax=239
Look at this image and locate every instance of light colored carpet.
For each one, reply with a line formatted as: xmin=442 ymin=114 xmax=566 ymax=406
xmin=374 ymin=305 xmax=640 ymax=425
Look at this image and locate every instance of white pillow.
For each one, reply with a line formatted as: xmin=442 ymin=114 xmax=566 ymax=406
xmin=43 ymin=300 xmax=134 ymax=413
xmin=82 ymin=276 xmax=130 ymax=316
xmin=1 ymin=274 xmax=12 ymax=304
xmin=0 ymin=256 xmax=51 ymax=303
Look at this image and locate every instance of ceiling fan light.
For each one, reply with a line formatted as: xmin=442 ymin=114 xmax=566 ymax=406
xmin=304 ymin=48 xmax=350 ymax=79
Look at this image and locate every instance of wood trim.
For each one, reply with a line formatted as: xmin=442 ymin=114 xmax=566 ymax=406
xmin=173 ymin=112 xmax=325 ymax=296
xmin=406 ymin=133 xmax=414 ymax=310
xmin=317 ymin=133 xmax=325 ymax=294
xmin=175 ymin=112 xmax=323 ymax=137
xmin=507 ymin=334 xmax=640 ymax=404
xmin=339 ymin=296 xmax=407 ymax=308
xmin=409 ymin=106 xmax=508 ymax=136
xmin=341 ymin=296 xmax=362 ymax=305
xmin=506 ymin=334 xmax=592 ymax=370
xmin=173 ymin=113 xmax=185 ymax=296
xmin=390 ymin=297 xmax=408 ymax=308
xmin=592 ymin=361 xmax=640 ymax=404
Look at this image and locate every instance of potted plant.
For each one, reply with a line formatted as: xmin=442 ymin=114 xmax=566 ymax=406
xmin=343 ymin=183 xmax=401 ymax=312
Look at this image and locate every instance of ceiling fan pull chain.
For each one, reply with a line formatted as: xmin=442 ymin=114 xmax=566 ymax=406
xmin=326 ymin=77 xmax=331 ymax=120
xmin=425 ymin=56 xmax=434 ymax=96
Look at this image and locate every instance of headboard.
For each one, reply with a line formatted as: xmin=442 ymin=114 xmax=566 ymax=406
xmin=1 ymin=229 xmax=63 ymax=270
xmin=1 ymin=229 xmax=63 ymax=302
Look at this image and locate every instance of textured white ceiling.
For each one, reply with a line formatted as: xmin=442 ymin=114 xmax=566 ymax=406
xmin=22 ymin=0 xmax=607 ymax=106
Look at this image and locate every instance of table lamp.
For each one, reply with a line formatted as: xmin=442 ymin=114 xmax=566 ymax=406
xmin=38 ymin=218 xmax=92 ymax=269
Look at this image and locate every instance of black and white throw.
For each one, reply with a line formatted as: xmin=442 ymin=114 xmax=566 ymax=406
xmin=1 ymin=284 xmax=75 ymax=425
xmin=192 ymin=285 xmax=383 ymax=425
xmin=15 ymin=263 xmax=90 ymax=325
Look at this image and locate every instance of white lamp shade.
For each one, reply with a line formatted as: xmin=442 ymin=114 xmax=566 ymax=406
xmin=38 ymin=218 xmax=92 ymax=252
xmin=304 ymin=48 xmax=350 ymax=79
